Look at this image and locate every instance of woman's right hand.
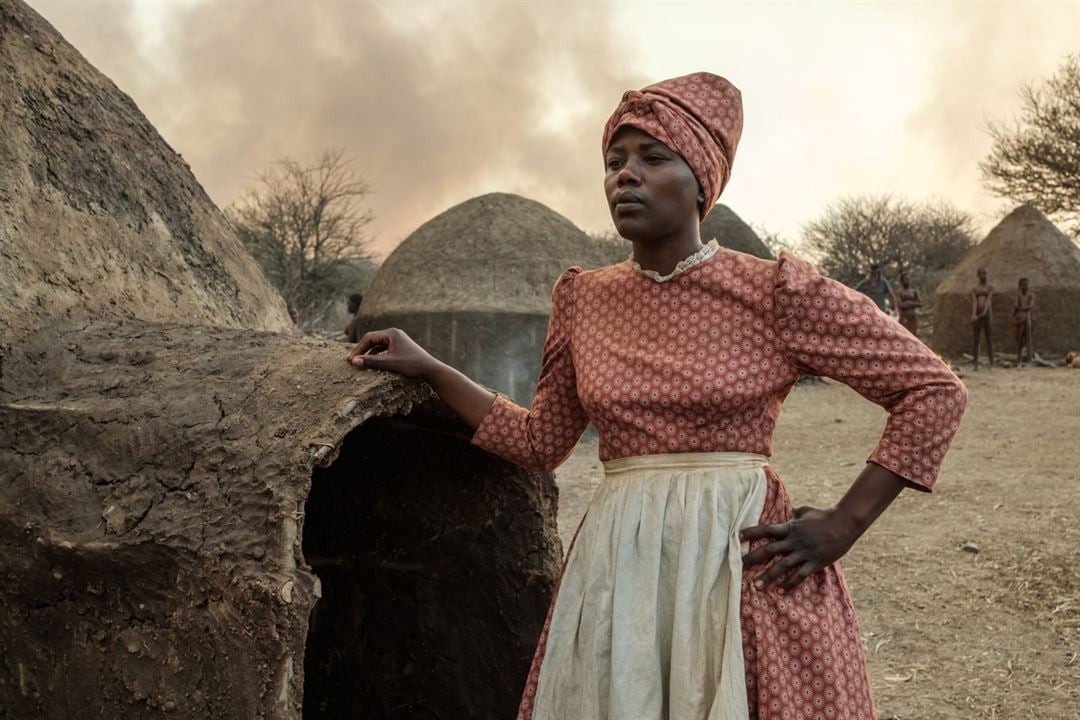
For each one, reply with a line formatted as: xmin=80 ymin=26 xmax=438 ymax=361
xmin=346 ymin=328 xmax=440 ymax=379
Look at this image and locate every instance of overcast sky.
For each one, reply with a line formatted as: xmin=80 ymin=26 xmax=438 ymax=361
xmin=29 ymin=0 xmax=1080 ymax=259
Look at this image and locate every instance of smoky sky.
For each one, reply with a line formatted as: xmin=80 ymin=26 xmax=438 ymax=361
xmin=26 ymin=0 xmax=647 ymax=258
xmin=25 ymin=1 xmax=1080 ymax=258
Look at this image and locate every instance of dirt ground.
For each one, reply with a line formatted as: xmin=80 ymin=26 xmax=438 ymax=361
xmin=552 ymin=367 xmax=1079 ymax=720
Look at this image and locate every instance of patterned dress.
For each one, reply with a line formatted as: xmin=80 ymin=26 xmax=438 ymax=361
xmin=471 ymin=246 xmax=967 ymax=719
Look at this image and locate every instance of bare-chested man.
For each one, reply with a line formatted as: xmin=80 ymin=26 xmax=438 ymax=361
xmin=971 ymin=267 xmax=993 ymax=370
xmin=1011 ymin=277 xmax=1035 ymax=365
xmin=897 ymin=272 xmax=922 ymax=336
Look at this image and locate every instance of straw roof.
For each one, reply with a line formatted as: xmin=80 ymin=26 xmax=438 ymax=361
xmin=936 ymin=205 xmax=1080 ymax=294
xmin=933 ymin=205 xmax=1080 ymax=355
xmin=360 ymin=193 xmax=606 ymax=317
xmin=0 ymin=0 xmax=293 ymax=352
xmin=701 ymin=204 xmax=773 ymax=259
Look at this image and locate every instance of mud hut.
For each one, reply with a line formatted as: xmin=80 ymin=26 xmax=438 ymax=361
xmin=701 ymin=204 xmax=774 ymax=259
xmin=0 ymin=2 xmax=562 ymax=717
xmin=358 ymin=193 xmax=610 ymax=404
xmin=932 ymin=205 xmax=1080 ymax=357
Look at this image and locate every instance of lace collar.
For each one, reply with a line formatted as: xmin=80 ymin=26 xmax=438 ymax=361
xmin=629 ymin=239 xmax=719 ymax=283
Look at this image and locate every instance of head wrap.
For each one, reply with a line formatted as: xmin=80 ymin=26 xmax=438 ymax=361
xmin=602 ymin=72 xmax=743 ymax=220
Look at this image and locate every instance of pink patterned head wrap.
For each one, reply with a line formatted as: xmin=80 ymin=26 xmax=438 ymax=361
xmin=602 ymin=72 xmax=743 ymax=220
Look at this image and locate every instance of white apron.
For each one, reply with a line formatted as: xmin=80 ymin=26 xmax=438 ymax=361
xmin=532 ymin=451 xmax=769 ymax=720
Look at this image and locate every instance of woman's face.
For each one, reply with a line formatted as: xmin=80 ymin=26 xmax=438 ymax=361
xmin=978 ymin=268 xmax=989 ymax=283
xmin=604 ymin=126 xmax=700 ymax=242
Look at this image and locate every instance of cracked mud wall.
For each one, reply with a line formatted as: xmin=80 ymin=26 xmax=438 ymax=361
xmin=0 ymin=323 xmax=562 ymax=718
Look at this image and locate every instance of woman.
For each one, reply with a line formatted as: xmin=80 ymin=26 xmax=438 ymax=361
xmin=348 ymin=73 xmax=967 ymax=720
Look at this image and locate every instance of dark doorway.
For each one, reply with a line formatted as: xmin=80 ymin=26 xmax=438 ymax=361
xmin=301 ymin=415 xmax=558 ymax=719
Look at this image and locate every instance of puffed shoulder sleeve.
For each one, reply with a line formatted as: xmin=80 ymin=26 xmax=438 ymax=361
xmin=469 ymin=266 xmax=590 ymax=472
xmin=772 ymin=252 xmax=968 ymax=491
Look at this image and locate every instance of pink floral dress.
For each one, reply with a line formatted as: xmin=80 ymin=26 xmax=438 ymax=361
xmin=471 ymin=247 xmax=967 ymax=719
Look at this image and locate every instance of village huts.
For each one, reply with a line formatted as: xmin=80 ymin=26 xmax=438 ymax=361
xmin=701 ymin=204 xmax=774 ymax=259
xmin=358 ymin=192 xmax=614 ymax=404
xmin=0 ymin=2 xmax=561 ymax=718
xmin=933 ymin=205 xmax=1080 ymax=357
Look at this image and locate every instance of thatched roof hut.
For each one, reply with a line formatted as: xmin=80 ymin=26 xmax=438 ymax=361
xmin=361 ymin=193 xmax=607 ymax=317
xmin=701 ymin=204 xmax=773 ymax=259
xmin=933 ymin=205 xmax=1080 ymax=356
xmin=0 ymin=3 xmax=561 ymax=718
xmin=358 ymin=193 xmax=610 ymax=403
xmin=0 ymin=1 xmax=293 ymax=347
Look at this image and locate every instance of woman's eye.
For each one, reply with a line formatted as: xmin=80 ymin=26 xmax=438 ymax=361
xmin=647 ymin=154 xmax=667 ymax=162
xmin=606 ymin=159 xmax=623 ymax=170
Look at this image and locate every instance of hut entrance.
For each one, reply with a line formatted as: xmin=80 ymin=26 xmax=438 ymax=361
xmin=301 ymin=415 xmax=552 ymax=719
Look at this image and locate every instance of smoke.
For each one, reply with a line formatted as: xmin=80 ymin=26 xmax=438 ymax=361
xmin=25 ymin=1 xmax=1079 ymax=255
xmin=28 ymin=0 xmax=646 ymax=258
xmin=904 ymin=1 xmax=1080 ymax=233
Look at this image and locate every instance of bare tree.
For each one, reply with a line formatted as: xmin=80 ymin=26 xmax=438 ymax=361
xmin=803 ymin=195 xmax=976 ymax=289
xmin=229 ymin=148 xmax=374 ymax=329
xmin=981 ymin=54 xmax=1080 ymax=235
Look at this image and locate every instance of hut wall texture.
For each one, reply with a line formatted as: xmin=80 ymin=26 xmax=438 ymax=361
xmin=932 ymin=206 xmax=1080 ymax=357
xmin=933 ymin=287 xmax=1080 ymax=357
xmin=0 ymin=323 xmax=562 ymax=719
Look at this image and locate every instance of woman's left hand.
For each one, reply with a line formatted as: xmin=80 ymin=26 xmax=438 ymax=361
xmin=740 ymin=505 xmax=860 ymax=592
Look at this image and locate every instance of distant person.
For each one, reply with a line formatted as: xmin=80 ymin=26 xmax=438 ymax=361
xmin=344 ymin=292 xmax=364 ymax=343
xmin=855 ymin=264 xmax=899 ymax=314
xmin=1011 ymin=277 xmax=1035 ymax=365
xmin=287 ymin=305 xmax=300 ymax=327
xmin=897 ymin=271 xmax=922 ymax=336
xmin=970 ymin=267 xmax=994 ymax=370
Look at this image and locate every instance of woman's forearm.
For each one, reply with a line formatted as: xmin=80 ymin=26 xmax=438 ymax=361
xmin=421 ymin=361 xmax=498 ymax=430
xmin=833 ymin=461 xmax=907 ymax=538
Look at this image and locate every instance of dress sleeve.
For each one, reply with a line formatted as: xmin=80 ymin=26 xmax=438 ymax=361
xmin=469 ymin=267 xmax=590 ymax=472
xmin=772 ymin=252 xmax=968 ymax=491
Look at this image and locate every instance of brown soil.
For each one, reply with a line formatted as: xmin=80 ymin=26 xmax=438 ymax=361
xmin=553 ymin=368 xmax=1079 ymax=720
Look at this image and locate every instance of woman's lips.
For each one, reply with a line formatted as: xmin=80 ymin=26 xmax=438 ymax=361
xmin=613 ymin=195 xmax=645 ymax=215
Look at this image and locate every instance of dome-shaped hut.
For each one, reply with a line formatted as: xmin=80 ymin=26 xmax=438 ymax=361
xmin=358 ymin=193 xmax=611 ymax=404
xmin=701 ymin=204 xmax=774 ymax=259
xmin=933 ymin=205 xmax=1080 ymax=357
xmin=0 ymin=3 xmax=561 ymax=717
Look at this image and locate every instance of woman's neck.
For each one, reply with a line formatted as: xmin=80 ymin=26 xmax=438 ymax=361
xmin=630 ymin=225 xmax=703 ymax=277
